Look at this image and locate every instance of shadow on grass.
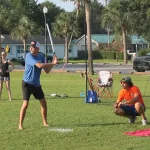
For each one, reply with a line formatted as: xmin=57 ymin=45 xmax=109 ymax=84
xmin=74 ymin=121 xmax=148 ymax=127
xmin=74 ymin=122 xmax=129 ymax=127
xmin=46 ymin=96 xmax=83 ymax=99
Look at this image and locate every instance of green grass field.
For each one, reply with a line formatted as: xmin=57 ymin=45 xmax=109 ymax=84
xmin=0 ymin=72 xmax=150 ymax=150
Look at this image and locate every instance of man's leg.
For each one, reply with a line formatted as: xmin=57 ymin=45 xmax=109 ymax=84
xmin=135 ymin=102 xmax=147 ymax=120
xmin=19 ymin=100 xmax=29 ymax=129
xmin=113 ymin=105 xmax=137 ymax=123
xmin=113 ymin=104 xmax=132 ymax=118
xmin=39 ymin=98 xmax=48 ymax=127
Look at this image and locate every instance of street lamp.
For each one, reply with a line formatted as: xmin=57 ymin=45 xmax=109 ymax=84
xmin=43 ymin=6 xmax=48 ymax=62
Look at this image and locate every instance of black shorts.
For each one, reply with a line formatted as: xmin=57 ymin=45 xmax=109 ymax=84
xmin=120 ymin=105 xmax=145 ymax=116
xmin=22 ymin=81 xmax=44 ymax=100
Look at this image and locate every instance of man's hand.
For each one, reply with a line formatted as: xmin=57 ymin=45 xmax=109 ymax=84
xmin=113 ymin=103 xmax=119 ymax=108
xmin=118 ymin=101 xmax=127 ymax=107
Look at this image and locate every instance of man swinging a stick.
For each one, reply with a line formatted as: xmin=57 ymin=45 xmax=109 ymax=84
xmin=19 ymin=41 xmax=58 ymax=130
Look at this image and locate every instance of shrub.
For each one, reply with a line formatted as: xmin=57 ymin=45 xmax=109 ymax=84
xmin=11 ymin=58 xmax=18 ymax=62
xmin=138 ymin=49 xmax=150 ymax=56
xmin=92 ymin=50 xmax=123 ymax=60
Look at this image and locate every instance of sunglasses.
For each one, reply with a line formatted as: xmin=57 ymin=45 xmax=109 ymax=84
xmin=120 ymin=81 xmax=126 ymax=84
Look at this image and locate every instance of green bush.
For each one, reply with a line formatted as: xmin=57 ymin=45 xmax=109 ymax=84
xmin=116 ymin=52 xmax=124 ymax=60
xmin=11 ymin=58 xmax=18 ymax=61
xmin=92 ymin=50 xmax=123 ymax=60
xmin=93 ymin=50 xmax=103 ymax=59
xmin=138 ymin=49 xmax=150 ymax=56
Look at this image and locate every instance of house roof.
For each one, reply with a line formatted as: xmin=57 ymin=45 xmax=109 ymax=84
xmin=1 ymin=34 xmax=65 ymax=45
xmin=91 ymin=34 xmax=114 ymax=44
xmin=75 ymin=34 xmax=114 ymax=44
xmin=129 ymin=35 xmax=148 ymax=44
xmin=75 ymin=34 xmax=148 ymax=45
xmin=71 ymin=39 xmax=78 ymax=43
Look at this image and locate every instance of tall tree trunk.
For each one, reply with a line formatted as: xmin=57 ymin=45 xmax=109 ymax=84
xmin=65 ymin=36 xmax=68 ymax=63
xmin=122 ymin=25 xmax=127 ymax=64
xmin=23 ymin=39 xmax=26 ymax=52
xmin=85 ymin=1 xmax=94 ymax=75
xmin=107 ymin=28 xmax=110 ymax=49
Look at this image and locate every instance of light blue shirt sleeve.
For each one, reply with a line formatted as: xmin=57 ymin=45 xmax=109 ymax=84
xmin=26 ymin=53 xmax=45 ymax=66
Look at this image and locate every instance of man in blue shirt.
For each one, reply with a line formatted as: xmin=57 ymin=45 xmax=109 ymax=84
xmin=19 ymin=41 xmax=58 ymax=130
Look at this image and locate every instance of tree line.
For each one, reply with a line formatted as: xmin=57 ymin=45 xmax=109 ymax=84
xmin=0 ymin=0 xmax=150 ymax=74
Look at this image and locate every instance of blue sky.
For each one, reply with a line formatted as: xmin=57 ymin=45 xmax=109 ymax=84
xmin=37 ymin=0 xmax=106 ymax=12
xmin=37 ymin=0 xmax=76 ymax=12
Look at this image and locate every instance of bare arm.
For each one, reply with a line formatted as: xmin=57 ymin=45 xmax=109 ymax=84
xmin=35 ymin=55 xmax=58 ymax=74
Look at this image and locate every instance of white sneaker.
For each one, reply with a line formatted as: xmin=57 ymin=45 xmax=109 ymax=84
xmin=142 ymin=118 xmax=147 ymax=126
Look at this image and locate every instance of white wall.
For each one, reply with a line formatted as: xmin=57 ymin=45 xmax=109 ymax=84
xmin=2 ymin=45 xmax=17 ymax=60
xmin=69 ymin=44 xmax=78 ymax=58
xmin=77 ymin=38 xmax=85 ymax=50
xmin=2 ymin=43 xmax=78 ymax=60
xmin=77 ymin=37 xmax=98 ymax=51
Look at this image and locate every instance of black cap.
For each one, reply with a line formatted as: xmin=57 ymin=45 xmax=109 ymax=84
xmin=121 ymin=77 xmax=132 ymax=83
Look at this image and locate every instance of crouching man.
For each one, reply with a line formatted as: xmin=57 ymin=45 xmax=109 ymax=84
xmin=113 ymin=77 xmax=147 ymax=126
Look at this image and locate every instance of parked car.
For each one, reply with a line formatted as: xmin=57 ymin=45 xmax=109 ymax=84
xmin=133 ymin=52 xmax=150 ymax=72
xmin=17 ymin=50 xmax=53 ymax=66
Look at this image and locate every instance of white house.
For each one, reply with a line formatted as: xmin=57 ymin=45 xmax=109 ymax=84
xmin=1 ymin=34 xmax=78 ymax=60
xmin=74 ymin=34 xmax=148 ymax=55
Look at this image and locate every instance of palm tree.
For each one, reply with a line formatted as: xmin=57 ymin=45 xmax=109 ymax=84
xmin=62 ymin=0 xmax=94 ymax=75
xmin=52 ymin=12 xmax=79 ymax=63
xmin=10 ymin=16 xmax=36 ymax=52
xmin=0 ymin=7 xmax=6 ymax=52
xmin=0 ymin=4 xmax=12 ymax=52
xmin=102 ymin=0 xmax=133 ymax=64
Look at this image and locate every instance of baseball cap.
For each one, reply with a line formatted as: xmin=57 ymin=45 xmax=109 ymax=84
xmin=30 ymin=41 xmax=40 ymax=48
xmin=121 ymin=77 xmax=132 ymax=83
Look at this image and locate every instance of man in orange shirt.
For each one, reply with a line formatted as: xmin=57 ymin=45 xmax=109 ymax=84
xmin=113 ymin=77 xmax=147 ymax=125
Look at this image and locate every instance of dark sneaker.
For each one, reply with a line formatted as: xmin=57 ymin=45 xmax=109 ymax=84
xmin=128 ymin=116 xmax=137 ymax=124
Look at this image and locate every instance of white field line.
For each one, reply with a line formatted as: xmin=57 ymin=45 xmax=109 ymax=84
xmin=48 ymin=128 xmax=73 ymax=133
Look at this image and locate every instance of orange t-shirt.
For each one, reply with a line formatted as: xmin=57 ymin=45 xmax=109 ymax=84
xmin=117 ymin=85 xmax=145 ymax=105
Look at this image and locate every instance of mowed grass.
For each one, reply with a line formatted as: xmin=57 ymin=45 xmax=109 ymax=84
xmin=0 ymin=72 xmax=150 ymax=150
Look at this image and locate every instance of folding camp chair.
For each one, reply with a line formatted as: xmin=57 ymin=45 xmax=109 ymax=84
xmin=97 ymin=71 xmax=113 ymax=97
xmin=87 ymin=71 xmax=113 ymax=98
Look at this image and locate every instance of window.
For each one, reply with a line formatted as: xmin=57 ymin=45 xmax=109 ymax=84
xmin=16 ymin=46 xmax=24 ymax=54
xmin=69 ymin=49 xmax=72 ymax=52
xmin=16 ymin=45 xmax=30 ymax=54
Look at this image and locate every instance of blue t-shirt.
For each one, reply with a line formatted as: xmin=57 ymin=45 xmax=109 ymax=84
xmin=23 ymin=52 xmax=45 ymax=87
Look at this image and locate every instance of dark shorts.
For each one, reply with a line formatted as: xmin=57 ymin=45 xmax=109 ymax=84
xmin=22 ymin=81 xmax=44 ymax=100
xmin=0 ymin=76 xmax=10 ymax=81
xmin=120 ymin=105 xmax=144 ymax=116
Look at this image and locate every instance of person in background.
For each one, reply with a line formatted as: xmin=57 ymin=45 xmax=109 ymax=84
xmin=113 ymin=76 xmax=147 ymax=126
xmin=19 ymin=41 xmax=58 ymax=130
xmin=0 ymin=51 xmax=15 ymax=101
